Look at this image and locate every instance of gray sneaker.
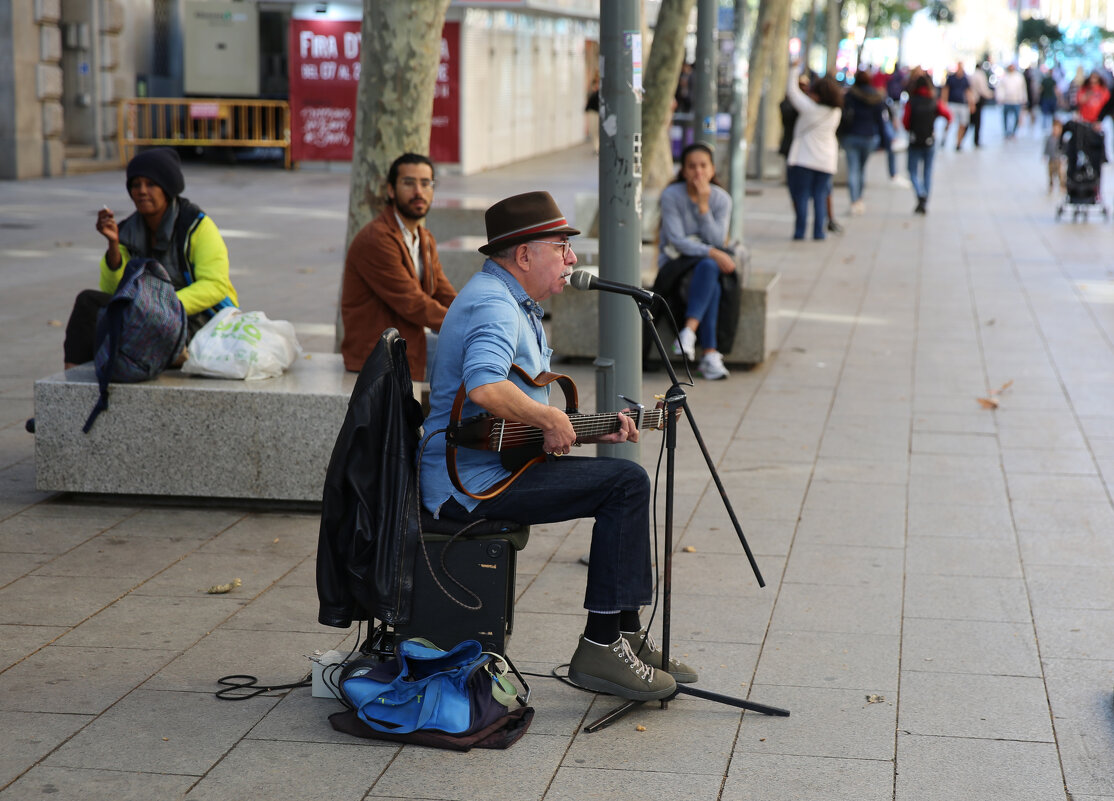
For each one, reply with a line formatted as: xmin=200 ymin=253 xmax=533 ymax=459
xmin=568 ymin=636 xmax=677 ymax=701
xmin=622 ymin=629 xmax=698 ymax=683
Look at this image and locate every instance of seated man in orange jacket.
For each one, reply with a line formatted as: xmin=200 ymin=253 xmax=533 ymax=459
xmin=341 ymin=153 xmax=457 ymax=378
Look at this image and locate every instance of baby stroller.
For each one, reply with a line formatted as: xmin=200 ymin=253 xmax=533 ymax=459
xmin=1056 ymin=120 xmax=1109 ymax=222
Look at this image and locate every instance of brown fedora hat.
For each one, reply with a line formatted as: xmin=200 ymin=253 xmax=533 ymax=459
xmin=479 ymin=191 xmax=580 ymax=256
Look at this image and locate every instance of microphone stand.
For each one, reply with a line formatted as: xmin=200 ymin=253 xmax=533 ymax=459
xmin=584 ymin=294 xmax=789 ymax=732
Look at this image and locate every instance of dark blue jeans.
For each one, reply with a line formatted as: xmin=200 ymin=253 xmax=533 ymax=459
xmin=841 ymin=134 xmax=878 ymax=203
xmin=907 ymin=145 xmax=935 ymax=199
xmin=439 ymin=456 xmax=652 ymax=612
xmin=786 ymin=165 xmax=832 ymax=239
xmin=686 ymin=257 xmax=722 ymax=350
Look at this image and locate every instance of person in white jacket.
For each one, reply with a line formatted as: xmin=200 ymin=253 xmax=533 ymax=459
xmin=997 ymin=63 xmax=1028 ymax=139
xmin=785 ymin=62 xmax=844 ymax=239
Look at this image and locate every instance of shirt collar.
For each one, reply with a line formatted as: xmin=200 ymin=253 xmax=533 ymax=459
xmin=394 ymin=210 xmax=418 ymax=244
xmin=482 ymin=259 xmax=545 ymax=320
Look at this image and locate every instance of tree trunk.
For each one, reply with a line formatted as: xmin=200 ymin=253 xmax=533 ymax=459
xmin=856 ymin=0 xmax=876 ymax=70
xmin=825 ymin=0 xmax=841 ymax=75
xmin=761 ymin=0 xmax=792 ymax=178
xmin=803 ymin=0 xmax=817 ymax=69
xmin=744 ymin=0 xmax=791 ymax=151
xmin=642 ymin=0 xmax=696 ymax=193
xmin=336 ymin=0 xmax=452 ymax=351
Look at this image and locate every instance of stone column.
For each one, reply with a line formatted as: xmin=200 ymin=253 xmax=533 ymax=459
xmin=0 ymin=0 xmax=64 ymax=178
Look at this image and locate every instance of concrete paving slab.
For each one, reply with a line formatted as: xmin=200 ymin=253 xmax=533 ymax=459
xmin=55 ymin=593 xmax=244 ymax=650
xmin=45 ymin=689 xmax=276 ymax=775
xmin=547 ymin=765 xmax=725 ymax=801
xmin=183 ymin=739 xmax=392 ymax=801
xmin=906 ymin=500 xmax=1014 ymax=538
xmin=0 ymin=644 xmax=174 ymax=715
xmin=894 ymin=734 xmax=1064 ymax=801
xmin=736 ymin=684 xmax=896 ymax=760
xmin=901 ymin=618 xmax=1041 ymax=677
xmin=127 ymin=549 xmax=305 ymax=599
xmin=31 ymin=531 xmax=209 ymax=580
xmin=0 ymin=574 xmax=139 ymax=627
xmin=903 ymin=574 xmax=1032 ymax=623
xmin=768 ymin=582 xmax=903 ymax=636
xmin=781 ymin=543 xmax=904 ymax=588
xmin=1032 ymin=608 xmax=1114 ymax=661
xmin=899 ymin=671 xmax=1054 ymax=741
xmin=753 ymin=630 xmax=900 ymax=692
xmin=1025 ymin=564 xmax=1114 ymax=610
xmin=722 ymin=753 xmax=894 ymax=801
xmin=370 ymin=733 xmax=565 ymax=801
xmin=1041 ymin=657 xmax=1114 ymax=797
xmin=0 ymin=710 xmax=94 ymax=788
xmin=0 ymin=624 xmax=67 ymax=671
xmin=0 ymin=766 xmax=196 ymax=801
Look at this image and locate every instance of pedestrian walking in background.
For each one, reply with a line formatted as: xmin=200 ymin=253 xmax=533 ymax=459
xmin=785 ymin=61 xmax=842 ymax=240
xmin=968 ymin=63 xmax=994 ymax=146
xmin=1038 ymin=69 xmax=1062 ymax=130
xmin=904 ymin=73 xmax=952 ymax=214
xmin=1076 ymin=72 xmax=1110 ymax=124
xmin=585 ymin=74 xmax=600 ymax=155
xmin=780 ymin=74 xmax=844 ymax=234
xmin=838 ymin=70 xmax=890 ymax=216
xmin=997 ymin=64 xmax=1027 ymax=139
xmin=942 ymin=62 xmax=973 ymax=150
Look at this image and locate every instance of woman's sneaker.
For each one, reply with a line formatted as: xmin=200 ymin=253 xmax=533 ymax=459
xmin=568 ymin=635 xmax=677 ymax=701
xmin=673 ymin=327 xmax=697 ymax=362
xmin=622 ymin=629 xmax=698 ymax=683
xmin=699 ymin=351 xmax=729 ymax=380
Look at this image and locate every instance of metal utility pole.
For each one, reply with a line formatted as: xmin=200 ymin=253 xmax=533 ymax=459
xmin=727 ymin=0 xmax=749 ymax=241
xmin=693 ymin=0 xmax=718 ymax=147
xmin=597 ymin=0 xmax=643 ymax=460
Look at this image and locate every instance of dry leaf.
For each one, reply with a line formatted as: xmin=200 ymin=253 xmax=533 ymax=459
xmin=682 ymin=545 xmax=696 ymax=553
xmin=47 ymin=319 xmax=62 ymax=327
xmin=635 ymin=725 xmax=646 ymax=732
xmin=976 ymin=397 xmax=999 ymax=410
xmin=865 ymin=694 xmax=885 ymax=704
xmin=204 ymin=577 xmax=242 ymax=594
xmin=273 ymin=538 xmax=280 ymax=544
xmin=990 ymin=380 xmax=1013 ymax=395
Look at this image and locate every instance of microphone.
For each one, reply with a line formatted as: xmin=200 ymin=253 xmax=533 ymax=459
xmin=568 ymin=270 xmax=656 ymax=303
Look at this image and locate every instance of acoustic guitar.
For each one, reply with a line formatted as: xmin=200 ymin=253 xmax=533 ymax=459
xmin=445 ymin=365 xmax=664 ymax=500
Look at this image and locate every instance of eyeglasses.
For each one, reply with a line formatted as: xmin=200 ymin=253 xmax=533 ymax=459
xmin=531 ymin=240 xmax=573 ymax=259
xmin=398 ymin=178 xmax=436 ymax=190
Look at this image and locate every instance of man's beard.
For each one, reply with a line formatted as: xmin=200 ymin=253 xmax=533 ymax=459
xmin=393 ymin=196 xmax=427 ymax=222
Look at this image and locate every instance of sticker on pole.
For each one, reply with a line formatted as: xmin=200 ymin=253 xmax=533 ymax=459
xmin=702 ymin=115 xmax=716 ymax=135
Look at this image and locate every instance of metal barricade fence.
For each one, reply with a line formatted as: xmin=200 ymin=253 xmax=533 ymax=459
xmin=118 ymin=98 xmax=292 ymax=169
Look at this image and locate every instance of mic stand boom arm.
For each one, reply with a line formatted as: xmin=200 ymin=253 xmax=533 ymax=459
xmin=584 ymin=295 xmax=788 ymax=733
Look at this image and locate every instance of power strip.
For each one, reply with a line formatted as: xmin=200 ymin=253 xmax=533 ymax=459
xmin=308 ymin=650 xmax=347 ymax=699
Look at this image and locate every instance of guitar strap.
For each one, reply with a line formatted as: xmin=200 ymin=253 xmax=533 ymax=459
xmin=446 ymin=365 xmax=579 ymax=501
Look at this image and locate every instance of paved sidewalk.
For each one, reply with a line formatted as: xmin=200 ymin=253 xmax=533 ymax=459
xmin=1 ymin=114 xmax=1113 ymax=801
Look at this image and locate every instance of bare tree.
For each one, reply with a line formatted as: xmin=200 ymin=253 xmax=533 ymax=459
xmin=641 ymin=0 xmax=697 ymax=192
xmin=745 ymin=0 xmax=792 ymax=149
xmin=336 ymin=0 xmax=452 ymax=350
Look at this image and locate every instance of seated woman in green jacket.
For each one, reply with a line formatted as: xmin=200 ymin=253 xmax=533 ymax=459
xmin=63 ymin=147 xmax=239 ymax=368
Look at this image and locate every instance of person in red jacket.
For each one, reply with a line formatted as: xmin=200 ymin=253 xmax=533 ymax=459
xmin=903 ymin=73 xmax=952 ymax=214
xmin=341 ymin=153 xmax=457 ymax=379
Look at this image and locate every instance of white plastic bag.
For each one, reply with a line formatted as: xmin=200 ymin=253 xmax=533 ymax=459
xmin=181 ymin=308 xmax=302 ymax=380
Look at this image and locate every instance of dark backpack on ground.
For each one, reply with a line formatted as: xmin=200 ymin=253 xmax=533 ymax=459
xmin=907 ymin=94 xmax=937 ymax=148
xmin=82 ymin=257 xmax=188 ymax=432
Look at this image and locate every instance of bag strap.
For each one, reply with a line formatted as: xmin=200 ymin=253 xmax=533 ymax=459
xmin=82 ymin=291 xmax=128 ymax=433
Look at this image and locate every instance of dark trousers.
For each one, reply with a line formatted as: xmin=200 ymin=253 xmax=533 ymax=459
xmin=439 ymin=455 xmax=652 ymax=612
xmin=63 ymin=289 xmax=112 ymax=365
xmin=786 ymin=165 xmax=832 ymax=240
xmin=972 ymin=98 xmax=987 ymax=146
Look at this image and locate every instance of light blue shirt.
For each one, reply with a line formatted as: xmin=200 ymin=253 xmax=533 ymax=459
xmin=657 ymin=180 xmax=732 ymax=267
xmin=420 ymin=260 xmax=553 ymax=514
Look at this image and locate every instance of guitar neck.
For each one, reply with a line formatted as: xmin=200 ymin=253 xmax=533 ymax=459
xmin=492 ymin=409 xmax=665 ymax=452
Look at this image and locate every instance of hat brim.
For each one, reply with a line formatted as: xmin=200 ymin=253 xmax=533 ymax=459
xmin=479 ymin=225 xmax=581 ymax=256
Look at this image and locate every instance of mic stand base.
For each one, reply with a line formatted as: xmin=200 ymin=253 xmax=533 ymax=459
xmin=585 ymin=296 xmax=789 ymax=733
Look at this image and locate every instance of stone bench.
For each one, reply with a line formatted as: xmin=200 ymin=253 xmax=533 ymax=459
xmin=546 ymin=266 xmax=780 ymax=367
xmin=34 ymin=353 xmax=363 ymax=503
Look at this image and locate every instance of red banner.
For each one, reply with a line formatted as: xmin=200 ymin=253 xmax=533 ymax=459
xmin=289 ymin=19 xmax=361 ymax=162
xmin=431 ymin=22 xmax=460 ymax=164
xmin=288 ymin=19 xmax=460 ymax=164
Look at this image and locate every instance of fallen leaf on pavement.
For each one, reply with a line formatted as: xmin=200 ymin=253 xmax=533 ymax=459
xmin=977 ymin=397 xmax=999 ymax=410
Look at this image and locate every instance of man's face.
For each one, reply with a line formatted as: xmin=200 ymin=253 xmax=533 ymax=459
xmin=388 ymin=162 xmax=435 ymax=222
xmin=522 ymin=237 xmax=576 ymax=302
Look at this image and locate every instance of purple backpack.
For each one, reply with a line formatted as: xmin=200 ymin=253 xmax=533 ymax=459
xmin=82 ymin=258 xmax=188 ymax=432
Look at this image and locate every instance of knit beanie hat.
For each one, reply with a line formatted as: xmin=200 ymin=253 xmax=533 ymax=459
xmin=126 ymin=147 xmax=185 ymax=198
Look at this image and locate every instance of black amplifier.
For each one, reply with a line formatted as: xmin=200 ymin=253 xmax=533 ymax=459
xmin=395 ymin=537 xmax=517 ymax=655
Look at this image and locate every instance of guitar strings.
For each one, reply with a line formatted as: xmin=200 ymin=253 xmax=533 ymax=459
xmin=489 ymin=411 xmax=666 ymax=449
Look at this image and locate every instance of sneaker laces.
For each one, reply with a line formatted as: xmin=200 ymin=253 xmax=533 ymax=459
xmin=632 ymin=630 xmax=683 ymax=668
xmin=613 ymin=637 xmax=655 ymax=683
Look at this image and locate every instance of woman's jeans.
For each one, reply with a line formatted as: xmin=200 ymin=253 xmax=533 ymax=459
xmin=842 ymin=134 xmax=878 ymax=203
xmin=686 ymin=257 xmax=722 ymax=350
xmin=440 ymin=456 xmax=653 ymax=612
xmin=907 ymin=145 xmax=935 ymax=199
xmin=786 ymin=165 xmax=833 ymax=240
